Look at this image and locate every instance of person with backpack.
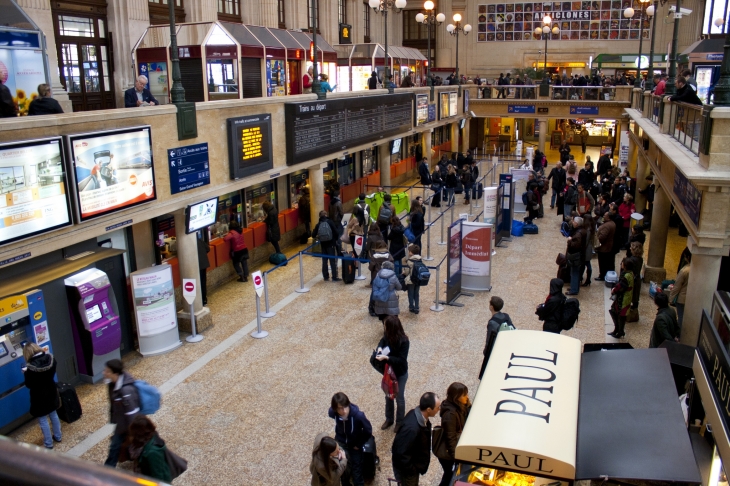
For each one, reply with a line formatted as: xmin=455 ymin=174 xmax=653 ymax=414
xmin=355 ymin=193 xmax=371 ymax=231
xmin=478 ymin=296 xmax=514 ymax=379
xmin=22 ymin=342 xmax=62 ymax=449
xmin=372 ymin=261 xmax=401 ymax=320
xmin=437 ymin=383 xmax=470 ymax=486
xmin=377 ymin=194 xmax=395 ymax=240
xmin=371 ymin=316 xmax=410 ymax=431
xmin=329 ymin=194 xmax=345 ymax=254
xmin=127 ymin=416 xmax=172 ymax=482
xmin=328 ymin=392 xmax=373 ymax=486
xmin=103 ymin=359 xmax=141 ymax=467
xmin=313 ymin=211 xmax=341 ymax=282
xmin=536 ymin=278 xmax=567 ymax=334
xmin=402 ymin=244 xmax=427 ymax=314
xmin=608 ymin=257 xmax=634 ymax=339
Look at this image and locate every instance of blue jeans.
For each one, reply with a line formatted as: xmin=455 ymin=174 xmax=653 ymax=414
xmin=445 ymin=188 xmax=455 ymax=206
xmin=38 ymin=411 xmax=62 ymax=449
xmin=464 ymin=184 xmax=473 ymax=202
xmin=551 ymin=188 xmax=559 ymax=207
xmin=339 ymin=442 xmax=365 ymax=486
xmin=407 ymin=284 xmax=420 ymax=311
xmin=105 ymin=432 xmax=127 ymax=467
xmin=570 ymin=263 xmax=582 ymax=294
xmin=385 ymin=372 xmax=408 ymax=425
xmin=564 ymin=203 xmax=573 ymax=220
xmin=322 ymin=245 xmax=338 ymax=279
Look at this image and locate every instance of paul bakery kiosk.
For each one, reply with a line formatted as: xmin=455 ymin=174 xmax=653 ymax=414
xmin=453 ymin=330 xmax=700 ymax=486
xmin=65 ymin=269 xmax=121 ymax=383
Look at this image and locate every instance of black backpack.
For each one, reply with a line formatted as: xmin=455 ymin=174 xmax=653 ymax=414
xmin=561 ymin=298 xmax=581 ymax=330
xmin=377 ymin=205 xmax=392 ymax=224
xmin=317 ymin=221 xmax=333 ymax=242
xmin=410 ymin=260 xmax=431 ymax=286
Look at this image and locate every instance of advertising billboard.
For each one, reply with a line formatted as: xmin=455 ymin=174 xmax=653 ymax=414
xmin=0 ymin=47 xmax=47 ymax=116
xmin=67 ymin=126 xmax=156 ymax=222
xmin=0 ymin=137 xmax=72 ymax=246
xmin=416 ymin=94 xmax=429 ymax=125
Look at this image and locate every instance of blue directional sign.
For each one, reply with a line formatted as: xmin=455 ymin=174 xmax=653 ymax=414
xmin=507 ymin=104 xmax=536 ymax=114
xmin=168 ymin=143 xmax=210 ymax=195
xmin=570 ymin=106 xmax=599 ymax=115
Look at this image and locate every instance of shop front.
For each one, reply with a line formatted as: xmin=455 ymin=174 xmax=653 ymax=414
xmin=334 ymin=43 xmax=426 ymax=91
xmin=453 ymin=330 xmax=700 ymax=485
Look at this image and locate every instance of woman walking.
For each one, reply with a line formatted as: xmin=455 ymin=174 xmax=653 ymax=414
xmin=437 ymin=383 xmax=471 ymax=486
xmin=22 ymin=343 xmax=62 ymax=449
xmin=370 ymin=315 xmax=409 ymax=432
xmin=127 ymin=416 xmax=172 ymax=482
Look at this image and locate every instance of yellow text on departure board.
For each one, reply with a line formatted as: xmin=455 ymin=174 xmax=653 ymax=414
xmin=241 ymin=126 xmax=263 ymax=160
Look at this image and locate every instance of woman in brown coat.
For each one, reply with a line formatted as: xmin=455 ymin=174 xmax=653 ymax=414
xmin=595 ymin=212 xmax=616 ymax=281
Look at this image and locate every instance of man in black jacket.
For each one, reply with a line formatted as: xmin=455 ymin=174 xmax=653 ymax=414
xmin=28 ymin=84 xmax=64 ymax=115
xmin=596 ymin=153 xmax=612 ymax=179
xmin=392 ymin=392 xmax=441 ymax=486
xmin=669 ymin=77 xmax=702 ymax=106
xmin=312 ymin=211 xmax=341 ymax=281
xmin=418 ymin=158 xmax=431 ymax=186
xmin=547 ymin=161 xmax=566 ymax=209
xmin=124 ymin=75 xmax=159 ymax=108
xmin=0 ymin=78 xmax=17 ymax=117
xmin=479 ymin=296 xmax=514 ymax=379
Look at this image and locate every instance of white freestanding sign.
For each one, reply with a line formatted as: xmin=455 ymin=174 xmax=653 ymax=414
xmin=252 ymin=271 xmax=264 ymax=297
xmin=130 ymin=264 xmax=182 ymax=356
xmin=461 ymin=222 xmax=493 ymax=291
xmin=483 ymin=186 xmax=499 ymax=225
xmin=182 ymin=278 xmax=203 ymax=343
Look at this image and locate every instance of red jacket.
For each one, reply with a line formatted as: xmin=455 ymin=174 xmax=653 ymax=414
xmin=618 ymin=202 xmax=635 ymax=228
xmin=224 ymin=230 xmax=246 ymax=252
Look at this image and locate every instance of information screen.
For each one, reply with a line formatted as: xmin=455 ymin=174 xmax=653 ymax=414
xmin=391 ymin=138 xmax=402 ymax=155
xmin=226 ymin=114 xmax=274 ymax=180
xmin=449 ymin=92 xmax=458 ymax=118
xmin=0 ymin=137 xmax=73 ymax=246
xmin=416 ymin=94 xmax=428 ymax=126
xmin=85 ymin=304 xmax=103 ymax=323
xmin=285 ymin=94 xmax=413 ymax=166
xmin=186 ymin=197 xmax=218 ymax=234
xmin=67 ymin=126 xmax=156 ymax=222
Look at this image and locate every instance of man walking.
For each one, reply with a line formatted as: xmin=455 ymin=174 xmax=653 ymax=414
xmin=312 ymin=211 xmax=341 ymax=281
xmin=103 ymin=360 xmax=141 ymax=467
xmin=580 ymin=127 xmax=589 ymax=153
xmin=392 ymin=392 xmax=441 ymax=486
xmin=478 ymin=296 xmax=514 ymax=379
xmin=547 ymin=162 xmax=566 ymax=209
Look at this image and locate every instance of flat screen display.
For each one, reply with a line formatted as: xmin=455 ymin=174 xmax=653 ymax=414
xmin=440 ymin=92 xmax=450 ymax=118
xmin=226 ymin=114 xmax=274 ymax=180
xmin=460 ymin=118 xmax=467 ymax=129
xmin=391 ymin=138 xmax=402 ymax=155
xmin=67 ymin=126 xmax=156 ymax=222
xmin=449 ymin=92 xmax=458 ymax=118
xmin=416 ymin=94 xmax=428 ymax=126
xmin=186 ymin=197 xmax=218 ymax=234
xmin=85 ymin=304 xmax=103 ymax=323
xmin=0 ymin=137 xmax=73 ymax=246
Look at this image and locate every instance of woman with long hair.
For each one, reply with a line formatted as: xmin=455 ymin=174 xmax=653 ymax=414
xmin=370 ymin=316 xmax=410 ymax=432
xmin=22 ymin=342 xmax=62 ymax=449
xmin=310 ymin=434 xmax=347 ymax=486
xmin=444 ymin=164 xmax=458 ymax=206
xmin=438 ymin=382 xmax=471 ymax=486
xmin=581 ymin=213 xmax=595 ymax=286
xmin=609 ymin=257 xmax=634 ymax=339
xmin=388 ymin=214 xmax=407 ymax=269
xmin=127 ymin=416 xmax=171 ymax=482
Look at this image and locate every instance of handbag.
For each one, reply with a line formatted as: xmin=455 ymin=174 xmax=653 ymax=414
xmin=404 ymin=227 xmax=416 ymax=243
xmin=381 ymin=363 xmax=399 ymax=400
xmin=626 ymin=307 xmax=639 ymax=323
xmin=430 ymin=183 xmax=442 ymax=192
xmin=556 ymin=253 xmax=567 ymax=266
xmin=164 ymin=447 xmax=188 ymax=481
xmin=432 ymin=426 xmax=450 ymax=460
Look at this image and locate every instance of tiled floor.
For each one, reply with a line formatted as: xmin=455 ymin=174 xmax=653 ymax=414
xmin=8 ymin=167 xmax=689 ymax=485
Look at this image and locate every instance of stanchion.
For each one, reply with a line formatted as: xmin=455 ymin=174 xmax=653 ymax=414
xmin=260 ymin=272 xmax=276 ymax=318
xmin=186 ymin=300 xmax=203 ymax=343
xmin=430 ymin=265 xmax=444 ymax=312
xmin=355 ymin=255 xmax=366 ymax=280
xmin=450 ymin=202 xmax=455 ymax=227
xmin=426 ymin=200 xmax=432 ymax=226
xmin=252 ymin=294 xmax=269 ymax=339
xmin=424 ymin=222 xmax=434 ymax=261
xmin=468 ymin=194 xmax=473 ymax=216
xmin=438 ymin=211 xmax=446 ymax=246
xmin=295 ymin=251 xmax=310 ymax=293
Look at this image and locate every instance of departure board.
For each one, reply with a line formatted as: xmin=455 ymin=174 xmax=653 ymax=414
xmin=284 ymin=94 xmax=413 ymax=166
xmin=226 ymin=114 xmax=273 ymax=180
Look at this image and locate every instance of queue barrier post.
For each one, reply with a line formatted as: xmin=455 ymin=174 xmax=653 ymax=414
xmin=424 ymin=217 xmax=434 ymax=261
xmin=252 ymin=294 xmax=269 ymax=338
xmin=430 ymin=265 xmax=444 ymax=312
xmin=450 ymin=201 xmax=455 ymax=227
xmin=438 ymin=209 xmax=446 ymax=246
xmin=186 ymin=299 xmax=203 ymax=343
xmin=355 ymin=253 xmax=367 ymax=280
xmin=260 ymin=272 xmax=276 ymax=318
xmin=295 ymin=251 xmax=310 ymax=293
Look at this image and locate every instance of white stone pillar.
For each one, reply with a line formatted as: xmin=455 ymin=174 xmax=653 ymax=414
xmin=634 ymin=153 xmax=648 ymax=215
xmin=17 ymin=0 xmax=72 ymax=112
xmin=173 ymin=209 xmax=212 ymax=333
xmin=538 ymin=118 xmax=547 ymax=154
xmin=680 ymin=242 xmax=726 ymax=346
xmin=379 ymin=143 xmax=391 ymax=188
xmin=107 ymin=0 xmax=150 ymax=108
xmin=260 ymin=0 xmax=278 ymax=27
xmin=422 ymin=130 xmax=433 ymax=168
xmin=186 ymin=0 xmax=218 ymax=22
xmin=309 ymin=163 xmax=325 ymax=221
xmin=461 ymin=118 xmax=470 ymax=153
xmin=435 ymin=0 xmax=453 ymax=69
xmin=644 ymin=182 xmax=671 ymax=283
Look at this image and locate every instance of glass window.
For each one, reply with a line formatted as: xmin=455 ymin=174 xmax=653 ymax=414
xmin=289 ymin=170 xmax=309 ymax=207
xmin=218 ymin=0 xmax=240 ymax=19
xmin=59 ymin=16 xmax=95 ymax=37
xmin=339 ymin=0 xmax=347 ymax=24
xmin=154 ymin=214 xmax=178 ymax=263
xmin=308 ymin=0 xmax=320 ymax=31
xmin=338 ymin=156 xmax=354 ymax=186
xmin=363 ymin=2 xmax=371 ymax=42
xmin=362 ymin=149 xmax=378 ymax=175
xmin=149 ymin=0 xmax=183 ymax=5
xmin=278 ymin=0 xmax=286 ymax=28
xmin=207 ymin=59 xmax=238 ymax=93
xmin=323 ymin=160 xmax=336 ymax=189
xmin=210 ymin=191 xmax=242 ymax=237
xmin=81 ymin=45 xmax=100 ymax=92
xmin=245 ymin=183 xmax=276 ymax=227
xmin=60 ymin=43 xmax=81 ymax=93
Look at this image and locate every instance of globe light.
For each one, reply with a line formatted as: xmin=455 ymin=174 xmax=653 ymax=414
xmin=534 ymin=26 xmax=542 ymax=36
xmin=446 ymin=23 xmax=455 ymax=32
xmin=436 ymin=13 xmax=446 ymax=22
xmin=543 ymin=15 xmax=551 ymax=24
xmin=395 ymin=0 xmax=407 ymax=9
xmin=464 ymin=24 xmax=472 ymax=32
xmin=714 ymin=17 xmax=725 ymax=27
xmin=369 ymin=0 xmax=380 ymax=9
xmin=453 ymin=13 xmax=462 ymax=22
xmin=624 ymin=7 xmax=635 ymax=17
xmin=542 ymin=25 xmax=550 ymax=34
xmin=424 ymin=0 xmax=434 ymax=10
xmin=552 ymin=25 xmax=560 ymax=34
xmin=416 ymin=12 xmax=425 ymax=22
xmin=646 ymin=5 xmax=655 ymax=16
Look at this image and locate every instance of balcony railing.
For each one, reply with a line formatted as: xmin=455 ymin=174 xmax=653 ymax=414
xmin=474 ymin=85 xmax=632 ymax=102
xmin=668 ymin=101 xmax=704 ymax=155
xmin=648 ymin=95 xmax=664 ymax=126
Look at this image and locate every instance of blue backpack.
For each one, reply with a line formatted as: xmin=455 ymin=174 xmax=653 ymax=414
xmin=372 ymin=275 xmax=390 ymax=302
xmin=410 ymin=260 xmax=431 ymax=286
xmin=135 ymin=380 xmax=161 ymax=415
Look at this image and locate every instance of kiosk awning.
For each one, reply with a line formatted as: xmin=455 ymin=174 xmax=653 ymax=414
xmin=575 ymin=349 xmax=701 ymax=483
xmin=455 ymin=331 xmax=582 ymax=480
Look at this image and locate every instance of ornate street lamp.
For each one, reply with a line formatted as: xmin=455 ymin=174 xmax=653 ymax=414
xmin=644 ymin=1 xmax=658 ymax=92
xmin=415 ymin=1 xmax=445 ymax=101
xmin=624 ymin=0 xmax=651 ymax=88
xmin=310 ymin=0 xmax=325 ymax=100
xmin=369 ymin=0 xmax=408 ymax=94
xmin=446 ymin=13 xmax=472 ymax=97
xmin=534 ymin=15 xmax=559 ymax=86
xmin=665 ymin=0 xmax=690 ymax=96
xmin=713 ymin=17 xmax=730 ymax=105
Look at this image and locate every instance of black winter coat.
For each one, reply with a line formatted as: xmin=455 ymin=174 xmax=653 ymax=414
xmin=370 ymin=336 xmax=409 ymax=377
xmin=265 ymin=206 xmax=281 ymax=242
xmin=391 ymin=409 xmax=431 ymax=475
xmin=547 ymin=167 xmax=566 ymax=191
xmin=24 ymin=352 xmax=61 ymax=417
xmin=537 ymin=278 xmax=566 ymax=333
xmin=409 ymin=211 xmax=425 ymax=239
xmin=328 ymin=403 xmax=373 ymax=449
xmin=108 ymin=372 xmax=141 ymax=435
xmin=388 ymin=224 xmax=408 ymax=261
xmin=439 ymin=399 xmax=469 ymax=459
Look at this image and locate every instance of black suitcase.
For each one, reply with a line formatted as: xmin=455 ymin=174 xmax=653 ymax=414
xmin=56 ymin=382 xmax=82 ymax=423
xmin=472 ymin=182 xmax=483 ymax=200
xmin=342 ymin=253 xmax=356 ymax=284
xmin=362 ymin=435 xmax=379 ymax=481
xmin=523 ymin=223 xmax=539 ymax=234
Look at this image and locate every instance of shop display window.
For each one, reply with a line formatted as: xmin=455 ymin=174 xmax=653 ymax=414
xmin=289 ymin=170 xmax=309 ymax=207
xmin=269 ymin=60 xmax=286 ymax=96
xmin=245 ymin=183 xmax=276 ymax=226
xmin=361 ymin=149 xmax=378 ymax=176
xmin=323 ymin=160 xmax=336 ymax=186
xmin=337 ymin=156 xmax=355 ymax=186
xmin=210 ymin=191 xmax=241 ymax=238
xmin=207 ymin=58 xmax=238 ymax=93
xmin=154 ymin=214 xmax=177 ymax=263
xmin=453 ymin=463 xmax=569 ymax=486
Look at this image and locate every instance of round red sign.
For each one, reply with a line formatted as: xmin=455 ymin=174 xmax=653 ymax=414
xmin=254 ymin=276 xmax=262 ymax=285
xmin=184 ymin=282 xmax=195 ymax=292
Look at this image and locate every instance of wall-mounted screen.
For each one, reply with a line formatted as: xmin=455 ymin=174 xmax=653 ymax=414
xmin=416 ymin=94 xmax=429 ymax=126
xmin=85 ymin=304 xmax=103 ymax=323
xmin=0 ymin=137 xmax=73 ymax=246
xmin=449 ymin=92 xmax=458 ymax=118
xmin=67 ymin=126 xmax=156 ymax=222
xmin=440 ymin=92 xmax=451 ymax=119
xmin=186 ymin=196 xmax=218 ymax=234
xmin=226 ymin=114 xmax=274 ymax=180
xmin=391 ymin=138 xmax=402 ymax=155
xmin=460 ymin=118 xmax=467 ymax=129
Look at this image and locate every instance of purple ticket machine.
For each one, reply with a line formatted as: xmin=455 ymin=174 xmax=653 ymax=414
xmin=65 ymin=268 xmax=121 ymax=383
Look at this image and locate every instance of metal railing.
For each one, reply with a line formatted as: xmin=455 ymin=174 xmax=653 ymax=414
xmin=648 ymin=95 xmax=664 ymax=126
xmin=668 ymin=101 xmax=704 ymax=156
xmin=475 ymin=85 xmax=631 ymax=102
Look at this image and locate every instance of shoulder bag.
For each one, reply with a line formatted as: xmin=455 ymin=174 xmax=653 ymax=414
xmin=431 ymin=426 xmax=450 ymax=460
xmin=164 ymin=447 xmax=188 ymax=480
xmin=381 ymin=363 xmax=399 ymax=399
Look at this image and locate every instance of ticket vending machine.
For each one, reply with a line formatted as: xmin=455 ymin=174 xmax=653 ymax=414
xmin=65 ymin=268 xmax=121 ymax=383
xmin=0 ymin=290 xmax=52 ymax=433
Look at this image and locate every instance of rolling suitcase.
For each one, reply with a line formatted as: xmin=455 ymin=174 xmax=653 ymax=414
xmin=362 ymin=435 xmax=379 ymax=481
xmin=56 ymin=382 xmax=82 ymax=424
xmin=342 ymin=252 xmax=356 ymax=284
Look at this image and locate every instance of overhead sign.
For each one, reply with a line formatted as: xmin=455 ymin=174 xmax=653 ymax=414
xmin=508 ymin=104 xmax=536 ymax=114
xmin=168 ymin=143 xmax=210 ymax=194
xmin=226 ymin=114 xmax=274 ymax=180
xmin=570 ymin=106 xmax=599 ymax=115
xmin=538 ymin=107 xmax=549 ymax=113
xmin=252 ymin=270 xmax=264 ymax=297
xmin=182 ymin=278 xmax=196 ymax=305
xmin=339 ymin=23 xmax=352 ymax=44
xmin=456 ymin=330 xmax=582 ymax=479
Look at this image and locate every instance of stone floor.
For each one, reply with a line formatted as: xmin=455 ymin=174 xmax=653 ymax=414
xmin=7 ymin=166 xmax=688 ymax=485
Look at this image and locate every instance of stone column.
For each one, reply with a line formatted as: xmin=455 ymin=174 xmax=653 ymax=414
xmin=108 ymin=0 xmax=151 ymax=108
xmin=186 ymin=0 xmax=218 ymax=22
xmin=626 ymin=136 xmax=638 ymax=180
xmin=379 ymin=143 xmax=391 ymax=188
xmin=17 ymin=0 xmax=72 ymax=112
xmin=435 ymin=0 xmax=453 ymax=68
xmin=461 ymin=119 xmax=470 ymax=153
xmin=451 ymin=122 xmax=459 ymax=156
xmin=309 ymin=163 xmax=325 ymax=222
xmin=131 ymin=221 xmax=156 ymax=270
xmin=634 ymin=152 xmax=648 ymax=215
xmin=644 ymin=182 xmax=671 ymax=283
xmin=260 ymin=0 xmax=278 ymax=27
xmin=680 ymin=241 xmax=726 ymax=346
xmin=422 ymin=130 xmax=433 ymax=168
xmin=173 ymin=209 xmax=212 ymax=333
xmin=538 ymin=118 xmax=547 ymax=154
